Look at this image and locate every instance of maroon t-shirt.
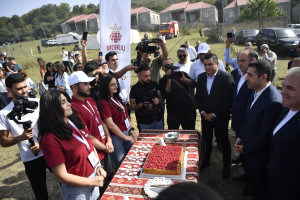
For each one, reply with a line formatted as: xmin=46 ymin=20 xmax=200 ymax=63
xmin=71 ymin=97 xmax=107 ymax=161
xmin=41 ymin=126 xmax=95 ymax=178
xmin=98 ymin=98 xmax=129 ymax=134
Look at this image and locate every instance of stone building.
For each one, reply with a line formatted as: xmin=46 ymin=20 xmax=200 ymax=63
xmin=159 ymin=1 xmax=218 ymax=28
xmin=224 ymin=0 xmax=291 ymax=25
xmin=131 ymin=7 xmax=160 ymax=31
xmin=61 ymin=13 xmax=99 ymax=34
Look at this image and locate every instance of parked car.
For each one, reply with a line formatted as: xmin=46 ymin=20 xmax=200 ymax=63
xmin=41 ymin=39 xmax=48 ymax=47
xmin=236 ymin=29 xmax=259 ymax=44
xmin=287 ymin=24 xmax=300 ymax=29
xmin=46 ymin=39 xmax=57 ymax=47
xmin=255 ymin=28 xmax=299 ymax=55
xmin=292 ymin=29 xmax=300 ymax=38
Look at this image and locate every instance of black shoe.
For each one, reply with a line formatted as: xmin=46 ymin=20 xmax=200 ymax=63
xmin=232 ymin=174 xmax=247 ymax=182
xmin=222 ymin=167 xmax=231 ymax=179
xmin=232 ymin=155 xmax=242 ymax=164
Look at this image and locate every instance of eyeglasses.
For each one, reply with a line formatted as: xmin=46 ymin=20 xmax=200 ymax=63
xmin=178 ymin=54 xmax=187 ymax=58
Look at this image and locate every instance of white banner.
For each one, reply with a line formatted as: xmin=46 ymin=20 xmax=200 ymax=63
xmin=99 ymin=0 xmax=131 ymax=97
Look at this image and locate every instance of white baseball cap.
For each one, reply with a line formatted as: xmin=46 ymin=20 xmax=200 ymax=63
xmin=68 ymin=71 xmax=95 ymax=86
xmin=292 ymin=41 xmax=299 ymax=46
xmin=197 ymin=43 xmax=210 ymax=54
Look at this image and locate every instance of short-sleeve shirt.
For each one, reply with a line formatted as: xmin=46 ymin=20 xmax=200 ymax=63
xmin=98 ymin=98 xmax=128 ymax=134
xmin=141 ymin=55 xmax=163 ymax=84
xmin=71 ymin=97 xmax=107 ymax=161
xmin=61 ymin=51 xmax=69 ymax=61
xmin=0 ymin=99 xmax=43 ymax=162
xmin=41 ymin=126 xmax=95 ymax=177
xmin=12 ymin=64 xmax=23 ymax=72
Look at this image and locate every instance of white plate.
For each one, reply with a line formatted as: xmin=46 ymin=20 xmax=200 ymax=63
xmin=144 ymin=177 xmax=173 ymax=199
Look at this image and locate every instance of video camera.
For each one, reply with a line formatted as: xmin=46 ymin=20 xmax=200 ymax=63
xmin=7 ymin=96 xmax=38 ymax=156
xmin=164 ymin=64 xmax=180 ymax=79
xmin=135 ymin=38 xmax=160 ymax=54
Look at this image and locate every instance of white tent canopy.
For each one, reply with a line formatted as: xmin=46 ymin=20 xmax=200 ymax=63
xmin=78 ymin=29 xmax=141 ymax=50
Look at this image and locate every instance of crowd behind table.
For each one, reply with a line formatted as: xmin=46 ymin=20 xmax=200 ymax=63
xmin=0 ymin=36 xmax=300 ymax=200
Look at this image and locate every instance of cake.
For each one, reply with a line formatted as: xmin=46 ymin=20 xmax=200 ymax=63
xmin=143 ymin=145 xmax=184 ymax=175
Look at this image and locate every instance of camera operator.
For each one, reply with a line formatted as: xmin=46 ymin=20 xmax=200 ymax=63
xmin=0 ymin=73 xmax=48 ymax=199
xmin=137 ymin=36 xmax=168 ymax=83
xmin=158 ymin=58 xmax=196 ymax=129
xmin=130 ymin=65 xmax=164 ymax=131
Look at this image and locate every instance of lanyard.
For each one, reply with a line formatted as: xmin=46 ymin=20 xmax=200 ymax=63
xmin=82 ymin=100 xmax=99 ymax=124
xmin=110 ymin=97 xmax=127 ymax=118
xmin=67 ymin=119 xmax=91 ymax=152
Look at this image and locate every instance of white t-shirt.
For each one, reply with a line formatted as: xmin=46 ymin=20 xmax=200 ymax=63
xmin=61 ymin=51 xmax=69 ymax=61
xmin=0 ymin=78 xmax=7 ymax=93
xmin=186 ymin=46 xmax=197 ymax=61
xmin=0 ymin=98 xmax=43 ymax=162
xmin=174 ymin=61 xmax=192 ymax=74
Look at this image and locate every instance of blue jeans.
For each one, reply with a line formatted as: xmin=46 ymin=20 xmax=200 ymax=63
xmin=139 ymin=119 xmax=164 ymax=130
xmin=60 ymin=171 xmax=99 ymax=200
xmin=111 ymin=130 xmax=132 ymax=170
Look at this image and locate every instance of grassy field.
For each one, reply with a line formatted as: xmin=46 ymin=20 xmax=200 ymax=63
xmin=0 ymin=30 xmax=289 ymax=200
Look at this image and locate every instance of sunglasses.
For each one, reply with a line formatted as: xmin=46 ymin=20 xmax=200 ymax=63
xmin=245 ymin=45 xmax=250 ymax=47
xmin=178 ymin=54 xmax=187 ymax=58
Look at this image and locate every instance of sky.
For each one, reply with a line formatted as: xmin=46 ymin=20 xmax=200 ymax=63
xmin=0 ymin=0 xmax=100 ymax=18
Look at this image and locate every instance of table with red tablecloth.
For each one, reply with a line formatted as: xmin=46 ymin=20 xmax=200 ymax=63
xmin=101 ymin=129 xmax=203 ymax=200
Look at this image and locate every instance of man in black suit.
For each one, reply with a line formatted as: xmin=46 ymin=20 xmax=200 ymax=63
xmin=269 ymin=67 xmax=300 ymax=200
xmin=195 ymin=53 xmax=234 ymax=179
xmin=235 ymin=60 xmax=283 ymax=200
xmin=231 ymin=49 xmax=258 ymax=171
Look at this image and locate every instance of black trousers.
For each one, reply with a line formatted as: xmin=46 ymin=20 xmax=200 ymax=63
xmin=23 ymin=156 xmax=48 ymax=200
xmin=100 ymin=154 xmax=114 ymax=195
xmin=62 ymin=61 xmax=72 ymax=74
xmin=201 ymin=116 xmax=231 ymax=168
xmin=167 ymin=111 xmax=196 ymax=130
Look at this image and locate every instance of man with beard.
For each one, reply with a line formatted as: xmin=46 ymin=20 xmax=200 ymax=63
xmin=69 ymin=71 xmax=114 ymax=194
xmin=0 ymin=73 xmax=49 ymax=199
xmin=130 ymin=65 xmax=163 ymax=131
xmin=174 ymin=48 xmax=192 ymax=74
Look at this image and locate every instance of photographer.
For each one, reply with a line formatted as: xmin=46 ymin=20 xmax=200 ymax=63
xmin=158 ymin=58 xmax=196 ymax=130
xmin=0 ymin=73 xmax=48 ymax=199
xmin=137 ymin=36 xmax=168 ymax=83
xmin=130 ymin=65 xmax=164 ymax=131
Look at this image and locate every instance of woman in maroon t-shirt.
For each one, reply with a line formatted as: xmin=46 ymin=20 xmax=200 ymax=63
xmin=38 ymin=89 xmax=106 ymax=200
xmin=98 ymin=74 xmax=137 ymax=169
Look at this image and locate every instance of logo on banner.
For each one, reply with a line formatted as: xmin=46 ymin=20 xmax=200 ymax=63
xmin=107 ymin=23 xmax=126 ymax=52
xmin=109 ymin=24 xmax=122 ymax=43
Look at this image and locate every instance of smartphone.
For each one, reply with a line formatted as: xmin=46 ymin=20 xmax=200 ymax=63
xmin=82 ymin=31 xmax=88 ymax=40
xmin=227 ymin=32 xmax=233 ymax=39
xmin=98 ymin=52 xmax=102 ymax=57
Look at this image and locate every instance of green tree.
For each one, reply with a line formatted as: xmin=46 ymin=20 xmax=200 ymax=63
xmin=236 ymin=0 xmax=284 ymax=28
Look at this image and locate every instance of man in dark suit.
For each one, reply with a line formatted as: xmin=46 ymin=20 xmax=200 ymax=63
xmin=195 ymin=53 xmax=234 ymax=179
xmin=235 ymin=60 xmax=283 ymax=200
xmin=231 ymin=49 xmax=258 ymax=175
xmin=268 ymin=67 xmax=300 ymax=200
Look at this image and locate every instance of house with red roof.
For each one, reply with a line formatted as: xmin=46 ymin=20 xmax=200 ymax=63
xmin=159 ymin=1 xmax=218 ymax=28
xmin=61 ymin=13 xmax=99 ymax=34
xmin=224 ymin=0 xmax=291 ymax=24
xmin=131 ymin=7 xmax=160 ymax=31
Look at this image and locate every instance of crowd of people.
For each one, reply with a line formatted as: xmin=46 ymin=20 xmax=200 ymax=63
xmin=0 ymin=35 xmax=299 ymax=200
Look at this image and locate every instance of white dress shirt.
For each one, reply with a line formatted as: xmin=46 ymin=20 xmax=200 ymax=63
xmin=250 ymin=83 xmax=271 ymax=108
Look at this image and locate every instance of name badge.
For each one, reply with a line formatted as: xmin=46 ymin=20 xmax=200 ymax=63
xmin=88 ymin=151 xmax=100 ymax=169
xmin=98 ymin=125 xmax=106 ymax=139
xmin=124 ymin=118 xmax=130 ymax=129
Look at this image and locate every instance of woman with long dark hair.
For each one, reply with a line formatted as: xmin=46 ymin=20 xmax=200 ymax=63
xmin=97 ymin=74 xmax=137 ymax=169
xmin=0 ymin=68 xmax=11 ymax=106
xmin=43 ymin=62 xmax=56 ymax=89
xmin=38 ymin=89 xmax=106 ymax=200
xmin=53 ymin=61 xmax=71 ymax=97
xmin=37 ymin=57 xmax=47 ymax=80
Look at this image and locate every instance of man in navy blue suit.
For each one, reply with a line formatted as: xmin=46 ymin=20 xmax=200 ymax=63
xmin=231 ymin=49 xmax=258 ymax=184
xmin=235 ymin=60 xmax=283 ymax=200
xmin=269 ymin=67 xmax=300 ymax=200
